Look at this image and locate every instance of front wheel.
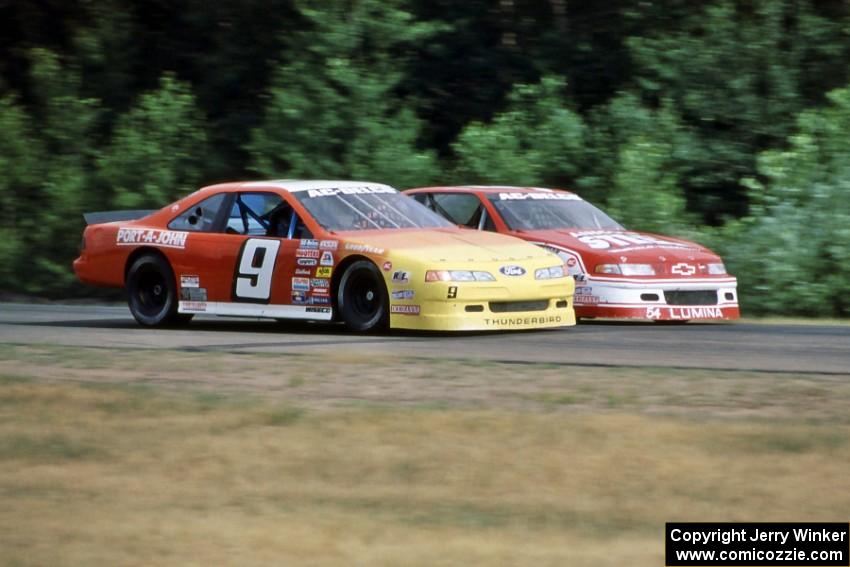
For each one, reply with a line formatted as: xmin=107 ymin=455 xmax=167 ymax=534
xmin=337 ymin=261 xmax=389 ymax=332
xmin=126 ymin=254 xmax=192 ymax=327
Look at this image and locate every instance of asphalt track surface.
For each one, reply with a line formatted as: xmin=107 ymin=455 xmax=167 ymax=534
xmin=1 ymin=303 xmax=848 ymax=374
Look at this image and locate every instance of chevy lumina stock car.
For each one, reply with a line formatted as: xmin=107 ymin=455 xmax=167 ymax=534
xmin=74 ymin=180 xmax=575 ymax=332
xmin=407 ymin=186 xmax=739 ymax=322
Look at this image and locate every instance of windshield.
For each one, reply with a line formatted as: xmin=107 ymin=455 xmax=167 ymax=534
xmin=488 ymin=193 xmax=623 ymax=231
xmin=294 ymin=186 xmax=453 ymax=231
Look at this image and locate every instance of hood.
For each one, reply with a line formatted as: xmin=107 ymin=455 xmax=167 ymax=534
xmin=340 ymin=228 xmax=557 ymax=265
xmin=516 ymin=228 xmax=725 ymax=277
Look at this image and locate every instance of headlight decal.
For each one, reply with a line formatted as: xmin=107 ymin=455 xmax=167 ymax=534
xmin=425 ymin=270 xmax=496 ymax=282
xmin=535 ymin=265 xmax=569 ymax=280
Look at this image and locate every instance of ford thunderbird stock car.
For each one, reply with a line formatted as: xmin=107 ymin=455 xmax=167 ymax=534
xmin=74 ymin=181 xmax=576 ymax=332
xmin=406 ymin=186 xmax=739 ymax=322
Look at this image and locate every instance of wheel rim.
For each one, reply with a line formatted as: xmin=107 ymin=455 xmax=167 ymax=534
xmin=135 ymin=267 xmax=169 ymax=317
xmin=346 ymin=269 xmax=381 ymax=323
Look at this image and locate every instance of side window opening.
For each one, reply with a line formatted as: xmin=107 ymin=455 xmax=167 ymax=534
xmin=482 ymin=209 xmax=497 ymax=231
xmin=264 ymin=201 xmax=313 ymax=239
xmin=431 ymin=193 xmax=486 ymax=229
xmin=168 ymin=193 xmax=227 ymax=232
xmin=412 ymin=193 xmax=431 ymax=208
xmin=227 ymin=192 xmax=313 ymax=239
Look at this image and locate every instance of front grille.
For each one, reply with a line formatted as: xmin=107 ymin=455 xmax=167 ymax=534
xmin=489 ymin=300 xmax=549 ymax=313
xmin=664 ymin=290 xmax=718 ymax=306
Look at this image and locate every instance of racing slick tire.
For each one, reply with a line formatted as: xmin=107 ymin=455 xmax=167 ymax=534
xmin=126 ymin=254 xmax=193 ymax=327
xmin=337 ymin=260 xmax=389 ymax=332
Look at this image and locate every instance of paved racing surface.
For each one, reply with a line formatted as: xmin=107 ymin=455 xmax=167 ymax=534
xmin=1 ymin=303 xmax=848 ymax=374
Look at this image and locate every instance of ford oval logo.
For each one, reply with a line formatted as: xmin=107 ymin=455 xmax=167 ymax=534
xmin=499 ymin=265 xmax=526 ymax=277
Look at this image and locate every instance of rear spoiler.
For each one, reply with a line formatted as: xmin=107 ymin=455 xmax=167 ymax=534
xmin=83 ymin=210 xmax=157 ymax=225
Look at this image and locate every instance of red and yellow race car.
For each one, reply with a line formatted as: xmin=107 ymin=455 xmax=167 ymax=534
xmin=406 ymin=186 xmax=739 ymax=322
xmin=74 ymin=181 xmax=576 ymax=332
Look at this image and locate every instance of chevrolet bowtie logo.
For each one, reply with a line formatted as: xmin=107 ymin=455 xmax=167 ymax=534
xmin=671 ymin=263 xmax=696 ymax=276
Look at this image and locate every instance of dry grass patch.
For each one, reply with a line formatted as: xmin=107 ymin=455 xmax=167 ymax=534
xmin=1 ymin=344 xmax=849 ymax=421
xmin=0 ymin=377 xmax=849 ymax=566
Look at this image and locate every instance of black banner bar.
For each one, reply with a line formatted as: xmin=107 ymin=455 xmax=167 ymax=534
xmin=666 ymin=522 xmax=849 ymax=566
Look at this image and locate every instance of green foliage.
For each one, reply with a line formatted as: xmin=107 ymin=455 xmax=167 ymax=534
xmin=0 ymin=95 xmax=43 ymax=287
xmin=97 ymin=74 xmax=209 ymax=208
xmin=453 ymin=76 xmax=585 ymax=188
xmin=627 ymin=0 xmax=848 ymax=220
xmin=585 ymin=93 xmax=696 ymax=233
xmin=1 ymin=1 xmax=850 ymax=316
xmin=248 ymin=0 xmax=439 ymax=188
xmin=607 ymin=136 xmax=690 ymax=236
xmin=717 ymin=86 xmax=850 ymax=316
xmin=16 ymin=49 xmax=99 ymax=293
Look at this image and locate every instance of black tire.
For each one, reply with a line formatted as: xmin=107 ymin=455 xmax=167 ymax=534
xmin=126 ymin=254 xmax=192 ymax=327
xmin=337 ymin=260 xmax=389 ymax=332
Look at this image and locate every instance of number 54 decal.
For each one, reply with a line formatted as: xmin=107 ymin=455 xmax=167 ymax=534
xmin=233 ymin=238 xmax=281 ymax=302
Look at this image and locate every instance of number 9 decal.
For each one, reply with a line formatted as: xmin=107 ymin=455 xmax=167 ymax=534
xmin=233 ymin=238 xmax=281 ymax=302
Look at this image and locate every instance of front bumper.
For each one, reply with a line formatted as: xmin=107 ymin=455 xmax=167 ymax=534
xmin=574 ymin=276 xmax=739 ymax=321
xmin=389 ymin=280 xmax=576 ymax=331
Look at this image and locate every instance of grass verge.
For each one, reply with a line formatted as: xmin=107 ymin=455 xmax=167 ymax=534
xmin=0 ymin=345 xmax=848 ymax=566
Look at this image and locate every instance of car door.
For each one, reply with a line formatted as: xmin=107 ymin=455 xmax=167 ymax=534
xmin=224 ymin=191 xmax=318 ymax=312
xmin=166 ymin=192 xmax=235 ymax=308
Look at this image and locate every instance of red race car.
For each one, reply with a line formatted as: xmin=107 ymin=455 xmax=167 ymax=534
xmin=73 ymin=180 xmax=575 ymax=332
xmin=407 ymin=186 xmax=739 ymax=322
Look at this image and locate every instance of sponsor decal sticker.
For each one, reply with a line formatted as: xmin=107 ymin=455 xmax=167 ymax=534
xmin=390 ymin=304 xmax=420 ymax=315
xmin=570 ymin=230 xmax=691 ymax=251
xmin=484 ymin=316 xmax=562 ymax=326
xmin=309 ymin=296 xmax=331 ymax=305
xmin=344 ymin=243 xmax=385 ymax=255
xmin=319 ymin=240 xmax=338 ymax=250
xmin=306 ymin=306 xmax=331 ymax=313
xmin=306 ymin=186 xmax=395 ymax=198
xmin=180 ymin=275 xmax=200 ymax=288
xmin=180 ymin=287 xmax=208 ymax=301
xmin=295 ymin=268 xmax=311 ymax=276
xmin=292 ymin=277 xmax=310 ymax=292
xmin=297 ymin=258 xmax=318 ymax=266
xmin=296 ymin=249 xmax=321 ymax=259
xmin=117 ymin=228 xmax=188 ymax=249
xmin=291 ymin=291 xmax=309 ymax=305
xmin=181 ymin=301 xmax=207 ymax=312
xmin=671 ymin=262 xmax=696 ymax=276
xmin=311 ymin=278 xmax=330 ymax=288
xmin=311 ymin=288 xmax=330 ymax=296
xmin=574 ymin=294 xmax=599 ymax=305
xmin=315 ymin=266 xmax=333 ymax=278
xmin=391 ymin=289 xmax=415 ymax=300
xmin=319 ymin=251 xmax=334 ymax=266
xmin=391 ymin=271 xmax=410 ymax=284
xmin=566 ymin=257 xmax=577 ymax=267
xmin=669 ymin=307 xmax=722 ymax=319
xmin=499 ymin=265 xmax=526 ymax=277
xmin=382 ymin=261 xmax=392 ymax=272
xmin=498 ymin=192 xmax=581 ymax=201
xmin=300 ymin=239 xmax=319 ymax=249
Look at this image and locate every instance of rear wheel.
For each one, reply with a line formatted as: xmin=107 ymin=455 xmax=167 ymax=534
xmin=126 ymin=254 xmax=192 ymax=327
xmin=337 ymin=261 xmax=389 ymax=332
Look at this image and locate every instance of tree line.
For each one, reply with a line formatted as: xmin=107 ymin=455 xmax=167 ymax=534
xmin=1 ymin=0 xmax=849 ymax=316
